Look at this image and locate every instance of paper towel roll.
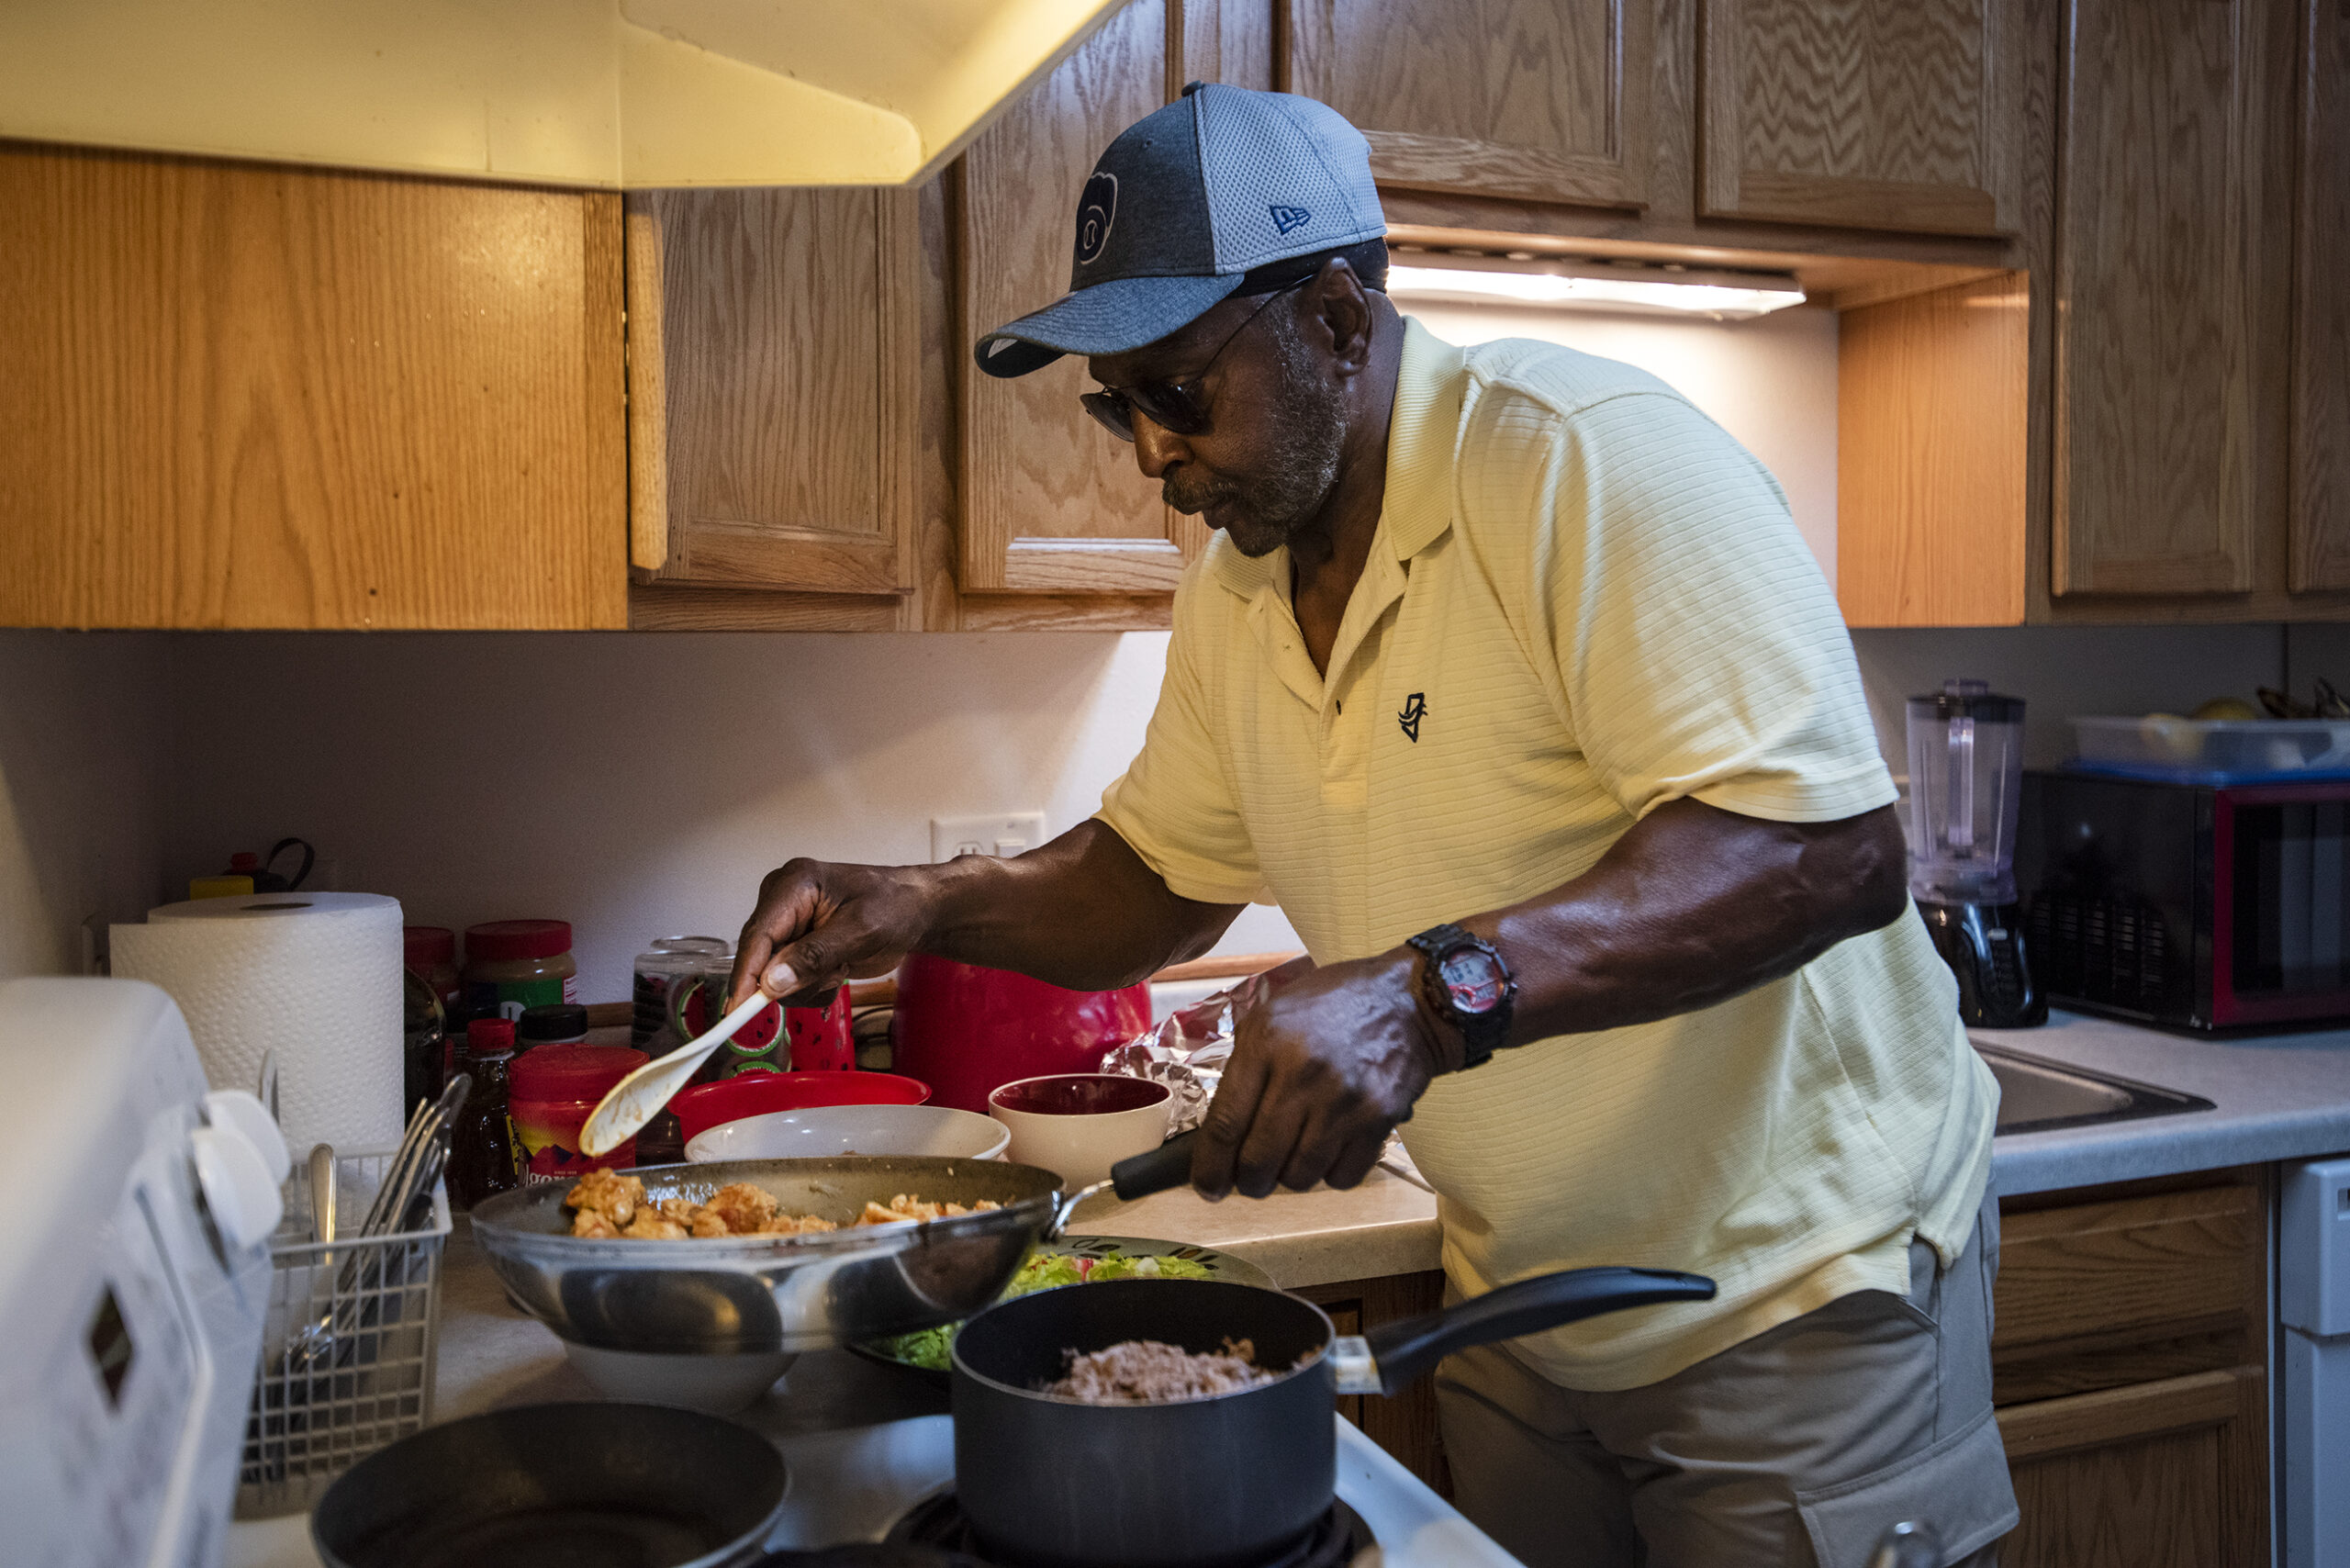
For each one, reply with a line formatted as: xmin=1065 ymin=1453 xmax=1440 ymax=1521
xmin=114 ymin=892 xmax=405 ymax=1152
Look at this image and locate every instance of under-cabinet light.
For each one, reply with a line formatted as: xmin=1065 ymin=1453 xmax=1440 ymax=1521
xmin=1386 ymin=254 xmax=1808 ymax=321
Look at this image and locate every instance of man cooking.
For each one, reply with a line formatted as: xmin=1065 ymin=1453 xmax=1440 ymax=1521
xmin=728 ymin=85 xmax=2013 ymax=1567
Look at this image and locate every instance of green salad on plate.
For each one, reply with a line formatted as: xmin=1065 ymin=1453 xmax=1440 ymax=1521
xmin=873 ymin=1249 xmax=1216 ymax=1372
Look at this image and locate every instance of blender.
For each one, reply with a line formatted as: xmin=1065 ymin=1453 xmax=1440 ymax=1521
xmin=1908 ymin=679 xmax=2045 ymax=1027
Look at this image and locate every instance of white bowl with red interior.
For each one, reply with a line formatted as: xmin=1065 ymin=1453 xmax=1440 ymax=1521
xmin=986 ymin=1073 xmax=1175 ymax=1188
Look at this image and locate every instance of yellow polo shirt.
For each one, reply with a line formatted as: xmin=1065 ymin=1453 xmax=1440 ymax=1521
xmin=1097 ymin=319 xmax=1998 ymax=1392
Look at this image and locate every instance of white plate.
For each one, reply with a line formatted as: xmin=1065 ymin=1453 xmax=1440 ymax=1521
xmin=683 ymin=1103 xmax=1013 ymax=1164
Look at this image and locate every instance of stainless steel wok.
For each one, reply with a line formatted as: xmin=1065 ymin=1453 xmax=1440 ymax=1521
xmin=469 ymin=1155 xmax=1095 ymax=1354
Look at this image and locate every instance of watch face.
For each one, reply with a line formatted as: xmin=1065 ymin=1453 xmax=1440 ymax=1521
xmin=1438 ymin=946 xmax=1507 ymax=1014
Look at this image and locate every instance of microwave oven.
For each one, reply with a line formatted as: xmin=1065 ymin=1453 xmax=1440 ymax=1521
xmin=2018 ymin=771 xmax=2350 ymax=1031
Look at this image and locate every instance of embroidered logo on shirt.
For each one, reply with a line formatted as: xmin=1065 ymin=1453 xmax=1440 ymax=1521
xmin=1269 ymin=203 xmax=1313 ymax=235
xmin=1398 ymin=692 xmax=1427 ymax=742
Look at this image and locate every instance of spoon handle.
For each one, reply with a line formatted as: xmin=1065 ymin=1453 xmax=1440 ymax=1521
xmin=579 ymin=990 xmax=772 ymax=1156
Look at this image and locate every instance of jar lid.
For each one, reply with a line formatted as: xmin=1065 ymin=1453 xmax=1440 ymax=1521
xmin=512 ymin=1044 xmax=649 ymax=1100
xmin=518 ymin=1002 xmax=590 ymax=1042
xmin=466 ymin=920 xmax=573 ymax=960
xmin=464 ymin=1017 xmax=517 ymax=1058
xmin=405 ymin=925 xmax=457 ymax=969
xmin=643 ymin=935 xmax=731 ymax=958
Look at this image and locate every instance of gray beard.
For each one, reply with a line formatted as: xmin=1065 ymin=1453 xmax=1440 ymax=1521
xmin=1161 ymin=312 xmax=1347 ymax=557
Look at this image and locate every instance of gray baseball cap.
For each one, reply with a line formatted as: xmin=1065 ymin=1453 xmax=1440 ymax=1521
xmin=974 ymin=83 xmax=1388 ymax=379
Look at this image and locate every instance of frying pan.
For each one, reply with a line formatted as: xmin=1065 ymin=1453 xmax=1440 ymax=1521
xmin=467 ymin=1139 xmax=1221 ymax=1355
xmin=949 ymin=1137 xmax=1716 ymax=1568
xmin=310 ymin=1403 xmax=786 ymax=1568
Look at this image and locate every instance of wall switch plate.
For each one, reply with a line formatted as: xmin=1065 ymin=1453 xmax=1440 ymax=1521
xmin=932 ymin=812 xmax=1047 ymax=863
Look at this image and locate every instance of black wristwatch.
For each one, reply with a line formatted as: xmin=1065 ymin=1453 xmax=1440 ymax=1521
xmin=1404 ymin=923 xmax=1516 ymax=1071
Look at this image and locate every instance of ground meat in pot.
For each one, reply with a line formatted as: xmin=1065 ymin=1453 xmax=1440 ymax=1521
xmin=1042 ymin=1338 xmax=1277 ymax=1405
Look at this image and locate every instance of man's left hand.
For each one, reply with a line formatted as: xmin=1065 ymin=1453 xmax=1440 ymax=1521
xmin=1189 ymin=951 xmax=1454 ymax=1200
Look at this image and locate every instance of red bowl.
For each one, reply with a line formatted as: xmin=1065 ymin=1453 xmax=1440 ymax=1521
xmin=670 ymin=1070 xmax=931 ymax=1144
xmin=989 ymin=1074 xmax=1170 ymax=1116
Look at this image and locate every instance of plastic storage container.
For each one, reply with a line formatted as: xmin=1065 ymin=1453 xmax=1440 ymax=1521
xmin=2071 ymin=716 xmax=2350 ymax=785
xmin=461 ymin=920 xmax=578 ymax=1020
xmin=510 ymin=1044 xmax=649 ymax=1180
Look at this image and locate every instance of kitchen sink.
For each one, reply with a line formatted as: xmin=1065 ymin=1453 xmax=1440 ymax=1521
xmin=1974 ymin=1043 xmax=2215 ymax=1136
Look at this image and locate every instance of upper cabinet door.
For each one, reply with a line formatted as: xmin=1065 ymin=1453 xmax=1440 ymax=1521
xmin=1698 ymin=0 xmax=2024 ymax=236
xmin=1281 ymin=0 xmax=1653 ymax=210
xmin=959 ymin=0 xmax=1203 ymax=596
xmin=2292 ymin=0 xmax=2350 ymax=590
xmin=2052 ymin=0 xmax=2269 ymax=597
xmin=627 ymin=186 xmax=921 ymax=598
xmin=0 ymin=144 xmax=627 ymax=630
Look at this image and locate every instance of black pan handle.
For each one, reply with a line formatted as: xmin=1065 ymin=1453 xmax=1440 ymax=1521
xmin=1108 ymin=1128 xmax=1200 ymax=1202
xmin=1358 ymin=1266 xmax=1716 ymax=1395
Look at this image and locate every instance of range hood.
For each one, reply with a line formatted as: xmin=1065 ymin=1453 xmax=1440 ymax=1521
xmin=0 ymin=0 xmax=1130 ymax=186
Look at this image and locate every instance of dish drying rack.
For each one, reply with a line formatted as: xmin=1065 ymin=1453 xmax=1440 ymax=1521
xmin=235 ymin=1148 xmax=452 ymax=1517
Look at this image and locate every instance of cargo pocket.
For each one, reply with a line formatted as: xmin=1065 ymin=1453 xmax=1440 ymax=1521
xmin=1795 ymin=1406 xmax=2018 ymax=1567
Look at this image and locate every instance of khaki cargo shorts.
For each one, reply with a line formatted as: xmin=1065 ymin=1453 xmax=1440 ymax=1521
xmin=1435 ymin=1188 xmax=2018 ymax=1567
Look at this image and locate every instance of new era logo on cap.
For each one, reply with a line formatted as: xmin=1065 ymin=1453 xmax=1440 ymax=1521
xmin=973 ymin=84 xmax=1387 ymax=378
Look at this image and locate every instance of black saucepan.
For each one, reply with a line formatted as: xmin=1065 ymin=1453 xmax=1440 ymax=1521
xmin=311 ymin=1403 xmax=788 ymax=1568
xmin=949 ymin=1139 xmax=1715 ymax=1568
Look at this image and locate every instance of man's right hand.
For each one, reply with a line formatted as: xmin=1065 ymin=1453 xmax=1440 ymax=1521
xmin=722 ymin=820 xmax=1247 ymax=1018
xmin=726 ymin=857 xmax=940 ymax=1010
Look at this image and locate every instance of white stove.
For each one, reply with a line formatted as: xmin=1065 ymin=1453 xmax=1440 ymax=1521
xmin=765 ymin=1413 xmax=1523 ymax=1567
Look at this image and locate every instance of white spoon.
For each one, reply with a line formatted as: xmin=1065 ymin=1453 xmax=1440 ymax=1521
xmin=579 ymin=991 xmax=772 ymax=1157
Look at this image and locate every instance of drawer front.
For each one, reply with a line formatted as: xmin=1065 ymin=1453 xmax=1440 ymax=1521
xmin=1996 ymin=1184 xmax=2260 ymax=1350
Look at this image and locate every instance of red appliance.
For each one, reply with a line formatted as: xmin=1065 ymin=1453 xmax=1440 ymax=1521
xmin=889 ymin=955 xmax=1153 ymax=1114
xmin=2021 ymin=771 xmax=2350 ymax=1029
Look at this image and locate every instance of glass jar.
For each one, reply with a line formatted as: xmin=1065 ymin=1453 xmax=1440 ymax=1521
xmin=510 ymin=1045 xmax=650 ymax=1181
xmin=404 ymin=925 xmax=462 ymax=1011
xmin=631 ymin=935 xmax=733 ymax=1047
xmin=462 ymin=920 xmax=578 ymax=1024
xmin=448 ymin=1018 xmax=521 ymax=1209
xmin=517 ymin=1002 xmax=590 ymax=1052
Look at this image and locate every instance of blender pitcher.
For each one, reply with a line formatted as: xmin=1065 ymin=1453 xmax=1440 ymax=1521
xmin=1908 ymin=679 xmax=2045 ymax=1027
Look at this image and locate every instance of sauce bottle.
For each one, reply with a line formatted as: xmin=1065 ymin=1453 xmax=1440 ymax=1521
xmin=449 ymin=1018 xmax=522 ymax=1209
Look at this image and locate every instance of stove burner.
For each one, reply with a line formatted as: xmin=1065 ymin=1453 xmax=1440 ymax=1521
xmin=884 ymin=1494 xmax=1373 ymax=1568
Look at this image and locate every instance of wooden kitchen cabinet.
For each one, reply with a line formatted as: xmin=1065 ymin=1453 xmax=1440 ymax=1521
xmin=2291 ymin=0 xmax=2350 ymax=590
xmin=1698 ymin=0 xmax=2026 ymax=237
xmin=1281 ymin=0 xmax=1653 ymax=212
xmin=1295 ymin=1271 xmax=1450 ymax=1495
xmin=623 ymin=185 xmax=922 ymax=623
xmin=0 ymin=141 xmax=627 ymax=630
xmin=2049 ymin=0 xmax=2288 ymax=599
xmin=1992 ymin=1176 xmax=2270 ymax=1567
xmin=957 ymin=0 xmax=1209 ymax=597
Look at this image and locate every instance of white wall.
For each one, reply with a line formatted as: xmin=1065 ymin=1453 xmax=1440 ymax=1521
xmin=160 ymin=632 xmax=1302 ymax=1003
xmin=0 ymin=633 xmax=170 ymax=979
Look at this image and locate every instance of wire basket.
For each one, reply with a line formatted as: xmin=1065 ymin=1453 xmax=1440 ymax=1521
xmin=235 ymin=1148 xmax=452 ymax=1518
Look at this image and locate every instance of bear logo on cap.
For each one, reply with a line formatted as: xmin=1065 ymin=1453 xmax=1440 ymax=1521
xmin=1076 ymin=173 xmax=1119 ymax=266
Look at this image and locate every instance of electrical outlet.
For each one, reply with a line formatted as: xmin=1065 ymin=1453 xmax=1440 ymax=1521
xmin=931 ymin=812 xmax=1048 ymax=864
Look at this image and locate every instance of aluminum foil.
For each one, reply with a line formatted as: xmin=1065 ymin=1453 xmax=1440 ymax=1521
xmin=1098 ymin=964 xmax=1299 ymax=1135
xmin=1102 ymin=960 xmax=1435 ymax=1191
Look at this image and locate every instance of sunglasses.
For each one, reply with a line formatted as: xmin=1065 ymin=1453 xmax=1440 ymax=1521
xmin=1079 ymin=278 xmax=1307 ymax=442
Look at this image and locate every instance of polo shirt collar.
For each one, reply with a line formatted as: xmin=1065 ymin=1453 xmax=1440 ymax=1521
xmin=1205 ymin=314 xmax=1467 ymax=604
xmin=1381 ymin=316 xmax=1467 ymax=563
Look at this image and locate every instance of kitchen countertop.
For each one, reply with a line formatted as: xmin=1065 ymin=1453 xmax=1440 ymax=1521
xmin=1975 ymin=1008 xmax=2350 ymax=1194
xmin=226 ymin=1009 xmax=2350 ymax=1564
